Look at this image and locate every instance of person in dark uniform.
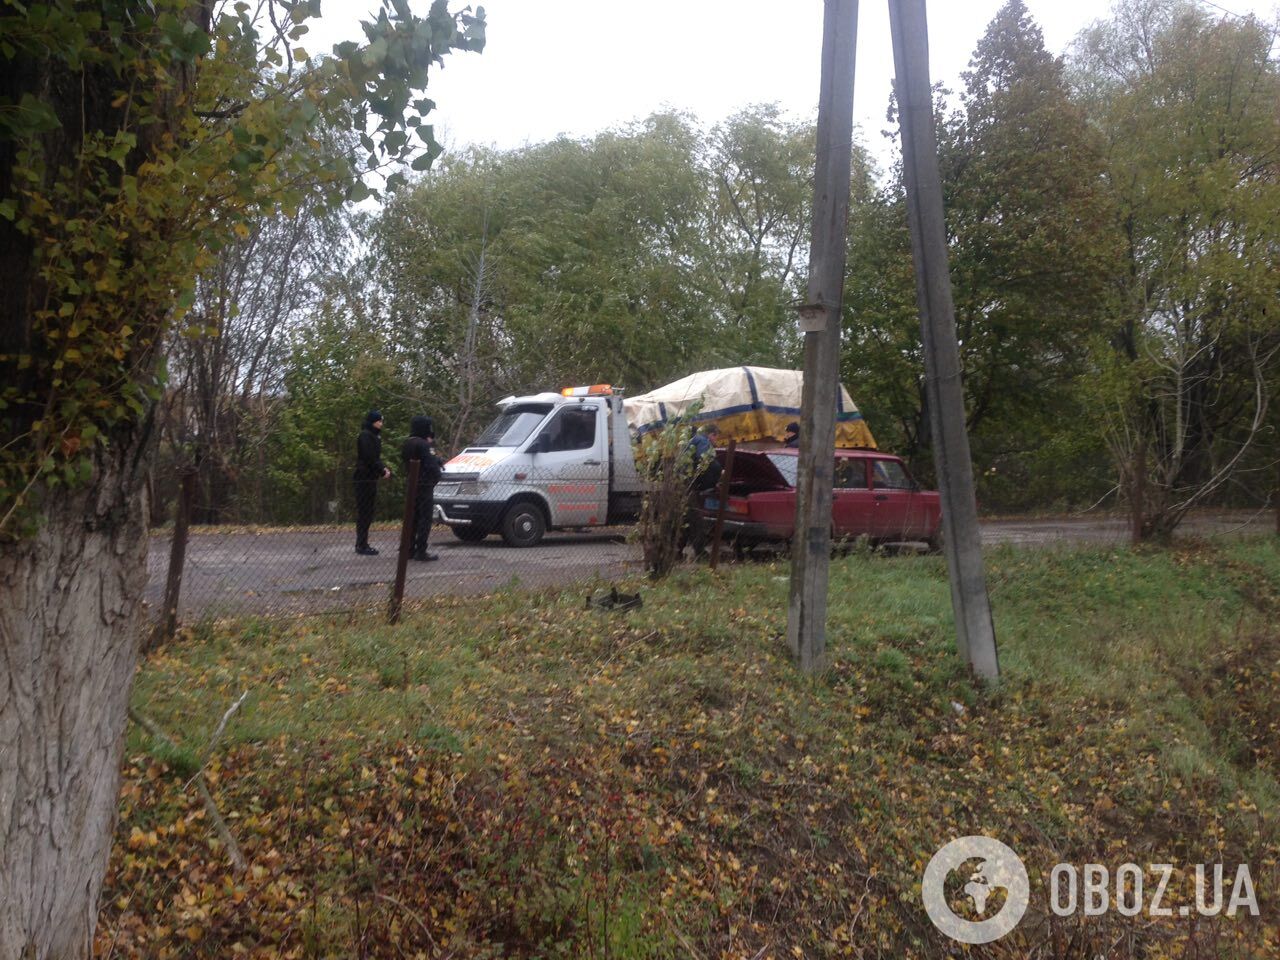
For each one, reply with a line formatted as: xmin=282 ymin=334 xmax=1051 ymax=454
xmin=401 ymin=415 xmax=444 ymax=561
xmin=783 ymin=421 xmax=801 ymax=448
xmin=354 ymin=409 xmax=390 ymax=555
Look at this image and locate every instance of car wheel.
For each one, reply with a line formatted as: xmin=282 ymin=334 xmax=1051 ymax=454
xmin=451 ymin=524 xmax=489 ymax=543
xmin=501 ymin=502 xmax=546 ymax=547
xmin=924 ymin=526 xmax=944 ymax=554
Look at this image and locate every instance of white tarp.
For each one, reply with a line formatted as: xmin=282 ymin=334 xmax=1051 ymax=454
xmin=624 ymin=366 xmax=876 ymax=449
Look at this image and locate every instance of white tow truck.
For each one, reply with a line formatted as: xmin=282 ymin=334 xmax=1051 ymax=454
xmin=433 ymin=385 xmax=646 ymax=546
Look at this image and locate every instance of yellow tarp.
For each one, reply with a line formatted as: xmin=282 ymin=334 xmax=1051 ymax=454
xmin=624 ymin=366 xmax=876 ymax=449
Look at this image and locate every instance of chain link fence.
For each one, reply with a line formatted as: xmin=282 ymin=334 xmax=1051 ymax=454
xmin=144 ymin=456 xmax=1278 ymax=632
xmin=144 ymin=462 xmax=641 ymax=630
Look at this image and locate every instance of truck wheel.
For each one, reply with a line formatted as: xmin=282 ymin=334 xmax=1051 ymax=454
xmin=924 ymin=526 xmax=944 ymax=554
xmin=451 ymin=525 xmax=489 ymax=543
xmin=501 ymin=502 xmax=546 ymax=547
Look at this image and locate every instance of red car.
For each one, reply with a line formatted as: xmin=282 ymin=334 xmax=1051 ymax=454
xmin=695 ymin=448 xmax=942 ymax=549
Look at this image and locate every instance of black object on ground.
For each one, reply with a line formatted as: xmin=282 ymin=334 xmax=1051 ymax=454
xmin=585 ymin=587 xmax=642 ymax=611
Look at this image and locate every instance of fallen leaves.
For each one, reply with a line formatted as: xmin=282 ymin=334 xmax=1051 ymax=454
xmin=99 ymin=548 xmax=1280 ymax=958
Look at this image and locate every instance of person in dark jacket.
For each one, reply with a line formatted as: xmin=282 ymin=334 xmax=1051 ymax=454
xmin=686 ymin=422 xmax=722 ymax=493
xmin=401 ymin=414 xmax=445 ymax=561
xmin=354 ymin=409 xmax=391 ymax=555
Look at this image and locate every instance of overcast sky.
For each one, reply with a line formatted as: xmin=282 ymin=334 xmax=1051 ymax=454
xmin=310 ymin=0 xmax=1276 ymax=167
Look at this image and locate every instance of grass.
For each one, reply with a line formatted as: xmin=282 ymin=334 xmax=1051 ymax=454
xmin=101 ymin=537 xmax=1280 ymax=958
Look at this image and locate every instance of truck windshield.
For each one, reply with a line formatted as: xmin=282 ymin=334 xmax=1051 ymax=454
xmin=474 ymin=404 xmax=553 ymax=447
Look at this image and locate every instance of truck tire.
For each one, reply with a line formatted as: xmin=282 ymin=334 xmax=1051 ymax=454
xmin=924 ymin=525 xmax=944 ymax=554
xmin=451 ymin=524 xmax=490 ymax=543
xmin=501 ymin=502 xmax=546 ymax=547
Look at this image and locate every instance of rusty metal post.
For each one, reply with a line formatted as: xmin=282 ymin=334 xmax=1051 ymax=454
xmin=150 ymin=467 xmax=197 ymax=651
xmin=389 ymin=458 xmax=420 ymax=624
xmin=1131 ymin=435 xmax=1146 ymax=544
xmin=708 ymin=440 xmax=738 ymax=571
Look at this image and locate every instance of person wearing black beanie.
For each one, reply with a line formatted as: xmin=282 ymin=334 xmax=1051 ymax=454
xmin=401 ymin=414 xmax=444 ymax=561
xmin=353 ymin=409 xmax=390 ymax=554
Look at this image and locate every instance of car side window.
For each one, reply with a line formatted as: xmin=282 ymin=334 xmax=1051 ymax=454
xmin=871 ymin=459 xmax=913 ymax=490
xmin=834 ymin=457 xmax=866 ymax=489
xmin=539 ymin=406 xmax=598 ymax=453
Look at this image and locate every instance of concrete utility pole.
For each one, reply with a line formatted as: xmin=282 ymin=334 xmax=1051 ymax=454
xmin=787 ymin=0 xmax=858 ymax=674
xmin=888 ymin=0 xmax=999 ymax=679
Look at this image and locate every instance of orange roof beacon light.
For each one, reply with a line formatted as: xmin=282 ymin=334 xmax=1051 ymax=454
xmin=561 ymin=384 xmax=613 ymax=397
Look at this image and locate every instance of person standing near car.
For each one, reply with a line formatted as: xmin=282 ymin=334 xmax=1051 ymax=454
xmin=687 ymin=422 xmax=723 ymax=493
xmin=354 ymin=409 xmax=391 ymax=555
xmin=401 ymin=414 xmax=444 ymax=561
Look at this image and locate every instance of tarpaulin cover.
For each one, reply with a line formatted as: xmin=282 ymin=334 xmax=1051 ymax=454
xmin=624 ymin=366 xmax=876 ymax=449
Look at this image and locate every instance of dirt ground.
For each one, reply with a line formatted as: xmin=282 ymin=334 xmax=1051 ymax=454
xmin=144 ymin=509 xmax=1274 ymax=619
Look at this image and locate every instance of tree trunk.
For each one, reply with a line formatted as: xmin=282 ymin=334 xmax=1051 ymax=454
xmin=0 ymin=445 xmax=151 ymax=960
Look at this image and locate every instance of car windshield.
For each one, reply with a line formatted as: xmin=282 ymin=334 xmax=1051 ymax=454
xmin=766 ymin=453 xmax=798 ymax=487
xmin=474 ymin=404 xmax=553 ymax=447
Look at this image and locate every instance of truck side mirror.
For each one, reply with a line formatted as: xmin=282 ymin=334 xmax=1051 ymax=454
xmin=527 ymin=434 xmax=549 ymax=455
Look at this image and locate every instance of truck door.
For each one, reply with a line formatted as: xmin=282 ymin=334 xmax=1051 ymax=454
xmin=526 ymin=403 xmax=609 ymax=526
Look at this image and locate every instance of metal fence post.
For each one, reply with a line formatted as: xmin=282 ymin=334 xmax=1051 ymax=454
xmin=1132 ymin=435 xmax=1146 ymax=544
xmin=389 ymin=458 xmax=421 ymax=625
xmin=149 ymin=467 xmax=197 ymax=652
xmin=709 ymin=440 xmax=737 ymax=571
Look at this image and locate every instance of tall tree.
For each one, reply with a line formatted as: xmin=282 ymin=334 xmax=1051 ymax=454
xmin=159 ymin=191 xmax=351 ymax=523
xmin=270 ymin=253 xmax=418 ymax=524
xmin=705 ymin=104 xmax=817 ymax=364
xmin=374 ymin=105 xmax=843 ymax=449
xmin=1074 ymin=0 xmax=1280 ymax=537
xmin=489 ymin=112 xmax=715 ymax=388
xmin=376 ymin=111 xmax=715 ymax=429
xmin=0 ymin=2 xmax=483 ymax=955
xmin=845 ymin=0 xmax=1119 ymax=493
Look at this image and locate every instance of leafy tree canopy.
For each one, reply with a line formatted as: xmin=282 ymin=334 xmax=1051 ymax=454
xmin=843 ymin=0 xmax=1120 ymax=504
xmin=0 ymin=0 xmax=485 ymax=536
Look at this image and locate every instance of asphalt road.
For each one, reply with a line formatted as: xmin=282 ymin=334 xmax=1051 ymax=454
xmin=145 ymin=510 xmax=1272 ymax=620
